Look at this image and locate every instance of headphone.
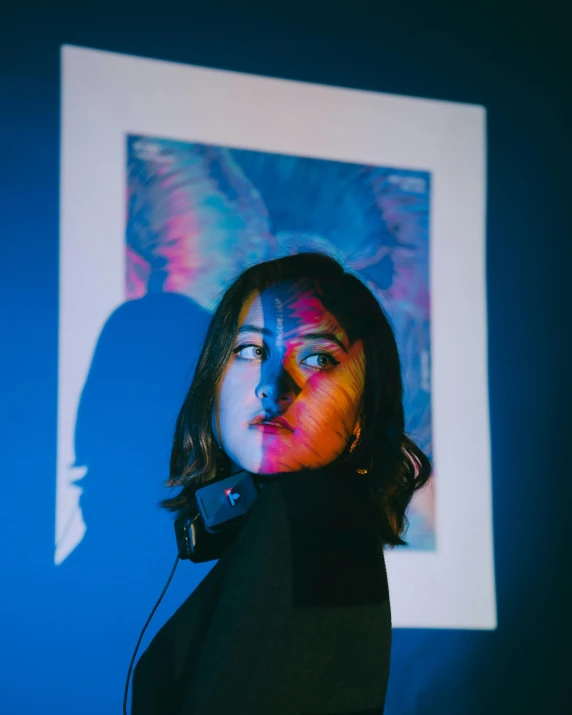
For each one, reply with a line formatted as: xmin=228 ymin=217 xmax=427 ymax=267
xmin=174 ymin=470 xmax=267 ymax=563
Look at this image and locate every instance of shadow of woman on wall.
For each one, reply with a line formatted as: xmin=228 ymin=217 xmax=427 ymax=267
xmin=54 ymin=280 xmax=212 ymax=714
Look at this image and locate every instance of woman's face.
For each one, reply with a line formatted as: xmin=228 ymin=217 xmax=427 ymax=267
xmin=215 ymin=280 xmax=366 ymax=474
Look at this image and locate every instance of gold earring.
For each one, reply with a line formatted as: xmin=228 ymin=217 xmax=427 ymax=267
xmin=350 ymin=426 xmax=368 ymax=474
xmin=349 ymin=426 xmax=361 ymax=453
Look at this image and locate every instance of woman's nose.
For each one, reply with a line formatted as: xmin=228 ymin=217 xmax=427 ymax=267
xmin=255 ymin=384 xmax=294 ymax=406
xmin=255 ymin=365 xmax=297 ymax=410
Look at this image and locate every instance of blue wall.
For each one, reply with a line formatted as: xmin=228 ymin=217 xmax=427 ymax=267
xmin=1 ymin=2 xmax=569 ymax=713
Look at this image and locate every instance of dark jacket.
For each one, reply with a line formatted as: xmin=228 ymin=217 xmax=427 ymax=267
xmin=132 ymin=466 xmax=391 ymax=714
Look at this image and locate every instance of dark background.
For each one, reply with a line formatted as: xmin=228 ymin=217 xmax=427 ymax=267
xmin=1 ymin=1 xmax=570 ymax=713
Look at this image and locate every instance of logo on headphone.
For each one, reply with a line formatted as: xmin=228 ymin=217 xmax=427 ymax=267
xmin=224 ymin=487 xmax=241 ymax=507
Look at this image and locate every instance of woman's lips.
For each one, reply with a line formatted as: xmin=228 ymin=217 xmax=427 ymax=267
xmin=250 ymin=416 xmax=294 ymax=432
xmin=252 ymin=424 xmax=291 ymax=434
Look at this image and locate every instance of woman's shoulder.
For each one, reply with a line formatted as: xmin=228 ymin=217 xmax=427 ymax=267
xmin=134 ymin=558 xmax=229 ymax=674
xmin=236 ymin=470 xmax=390 ymax=610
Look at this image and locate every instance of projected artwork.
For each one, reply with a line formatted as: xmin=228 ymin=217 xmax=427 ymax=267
xmin=126 ymin=134 xmax=435 ymax=549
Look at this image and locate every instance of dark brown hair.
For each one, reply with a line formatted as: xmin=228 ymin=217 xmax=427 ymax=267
xmin=162 ymin=252 xmax=431 ymax=546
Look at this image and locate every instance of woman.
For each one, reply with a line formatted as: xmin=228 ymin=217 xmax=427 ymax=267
xmin=132 ymin=252 xmax=431 ymax=714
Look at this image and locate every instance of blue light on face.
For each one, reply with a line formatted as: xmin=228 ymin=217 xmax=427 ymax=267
xmin=254 ymin=282 xmax=306 ymax=415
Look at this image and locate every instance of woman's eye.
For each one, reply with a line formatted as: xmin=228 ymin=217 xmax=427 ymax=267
xmin=234 ymin=344 xmax=266 ymax=360
xmin=300 ymin=353 xmax=339 ymax=369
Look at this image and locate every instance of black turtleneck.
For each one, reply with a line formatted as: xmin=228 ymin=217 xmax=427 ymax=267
xmin=132 ymin=466 xmax=391 ymax=714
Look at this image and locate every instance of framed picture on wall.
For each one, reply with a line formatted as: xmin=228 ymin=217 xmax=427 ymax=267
xmin=58 ymin=44 xmax=494 ymax=629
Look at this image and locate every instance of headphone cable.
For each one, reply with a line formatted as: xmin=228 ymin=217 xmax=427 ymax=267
xmin=122 ymin=552 xmax=181 ymax=715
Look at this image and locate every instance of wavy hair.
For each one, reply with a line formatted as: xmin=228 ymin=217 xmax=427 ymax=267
xmin=162 ymin=252 xmax=431 ymax=546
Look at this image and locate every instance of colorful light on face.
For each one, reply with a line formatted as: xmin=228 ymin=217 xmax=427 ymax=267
xmin=215 ymin=280 xmax=366 ymax=474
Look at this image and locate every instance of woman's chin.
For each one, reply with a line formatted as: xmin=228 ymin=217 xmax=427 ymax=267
xmin=245 ymin=463 xmax=300 ymax=476
xmin=228 ymin=447 xmax=341 ymax=475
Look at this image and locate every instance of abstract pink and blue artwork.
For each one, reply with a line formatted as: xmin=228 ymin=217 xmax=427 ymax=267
xmin=126 ymin=134 xmax=434 ymax=549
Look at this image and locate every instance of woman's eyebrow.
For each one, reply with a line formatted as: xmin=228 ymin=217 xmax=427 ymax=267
xmin=299 ymin=332 xmax=348 ymax=353
xmin=237 ymin=325 xmax=348 ymax=353
xmin=237 ymin=324 xmax=272 ymax=336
